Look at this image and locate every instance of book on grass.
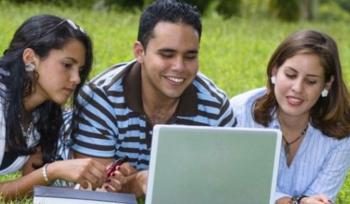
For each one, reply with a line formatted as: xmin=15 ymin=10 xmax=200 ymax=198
xmin=33 ymin=185 xmax=137 ymax=204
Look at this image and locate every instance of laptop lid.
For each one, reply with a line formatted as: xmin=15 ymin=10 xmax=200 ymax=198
xmin=146 ymin=125 xmax=281 ymax=204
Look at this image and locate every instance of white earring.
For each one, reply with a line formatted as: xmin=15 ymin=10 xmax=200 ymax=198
xmin=321 ymin=89 xmax=329 ymax=97
xmin=25 ymin=63 xmax=35 ymax=72
xmin=271 ymin=76 xmax=276 ymax=84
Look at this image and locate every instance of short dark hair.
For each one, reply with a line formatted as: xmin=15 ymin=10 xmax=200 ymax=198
xmin=137 ymin=0 xmax=202 ymax=48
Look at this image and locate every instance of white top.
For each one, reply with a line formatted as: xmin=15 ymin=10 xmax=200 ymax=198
xmin=0 ymin=67 xmax=41 ymax=175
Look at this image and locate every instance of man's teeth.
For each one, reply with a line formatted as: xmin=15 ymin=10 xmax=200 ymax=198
xmin=168 ymin=77 xmax=184 ymax=83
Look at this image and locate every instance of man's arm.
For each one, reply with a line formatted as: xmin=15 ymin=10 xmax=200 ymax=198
xmin=218 ymin=98 xmax=237 ymax=127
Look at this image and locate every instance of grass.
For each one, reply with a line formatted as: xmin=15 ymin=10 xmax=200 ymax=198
xmin=0 ymin=1 xmax=350 ymax=203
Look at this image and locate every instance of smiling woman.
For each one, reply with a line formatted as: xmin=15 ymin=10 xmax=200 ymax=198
xmin=0 ymin=14 xmax=108 ymax=201
xmin=231 ymin=29 xmax=350 ymax=204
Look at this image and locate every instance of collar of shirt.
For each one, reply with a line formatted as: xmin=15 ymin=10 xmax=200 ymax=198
xmin=124 ymin=62 xmax=198 ymax=117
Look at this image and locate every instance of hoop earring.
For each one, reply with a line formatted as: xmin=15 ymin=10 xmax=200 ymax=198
xmin=25 ymin=63 xmax=35 ymax=72
xmin=271 ymin=76 xmax=276 ymax=84
xmin=321 ymin=89 xmax=328 ymax=97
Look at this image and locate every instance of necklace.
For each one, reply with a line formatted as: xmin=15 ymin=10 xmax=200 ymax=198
xmin=282 ymin=125 xmax=308 ymax=157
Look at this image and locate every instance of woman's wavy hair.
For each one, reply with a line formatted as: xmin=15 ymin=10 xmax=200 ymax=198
xmin=254 ymin=29 xmax=350 ymax=139
xmin=0 ymin=14 xmax=93 ymax=164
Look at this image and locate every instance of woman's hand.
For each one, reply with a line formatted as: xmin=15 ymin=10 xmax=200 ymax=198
xmin=49 ymin=158 xmax=107 ymax=189
xmin=275 ymin=195 xmax=332 ymax=204
xmin=299 ymin=194 xmax=332 ymax=204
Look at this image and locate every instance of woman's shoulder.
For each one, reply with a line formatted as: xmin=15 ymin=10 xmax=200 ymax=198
xmin=229 ymin=88 xmax=267 ymax=127
xmin=230 ymin=87 xmax=267 ymax=109
xmin=309 ymin=124 xmax=350 ymax=149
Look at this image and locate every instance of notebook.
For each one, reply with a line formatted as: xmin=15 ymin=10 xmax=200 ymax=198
xmin=33 ymin=185 xmax=137 ymax=204
xmin=145 ymin=125 xmax=282 ymax=204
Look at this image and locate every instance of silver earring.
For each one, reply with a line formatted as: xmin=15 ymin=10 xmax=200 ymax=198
xmin=321 ymin=89 xmax=329 ymax=97
xmin=25 ymin=63 xmax=35 ymax=72
xmin=271 ymin=76 xmax=276 ymax=84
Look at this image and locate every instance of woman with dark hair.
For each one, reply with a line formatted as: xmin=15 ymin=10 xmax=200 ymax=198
xmin=231 ymin=30 xmax=350 ymax=204
xmin=0 ymin=14 xmax=106 ymax=200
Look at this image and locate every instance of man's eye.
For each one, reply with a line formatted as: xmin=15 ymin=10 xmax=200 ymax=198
xmin=160 ymin=52 xmax=173 ymax=58
xmin=185 ymin=54 xmax=197 ymax=60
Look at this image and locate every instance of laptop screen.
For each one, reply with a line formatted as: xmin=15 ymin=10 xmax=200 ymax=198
xmin=146 ymin=125 xmax=281 ymax=204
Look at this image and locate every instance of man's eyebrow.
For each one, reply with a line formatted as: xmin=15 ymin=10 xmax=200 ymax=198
xmin=65 ymin=57 xmax=78 ymax=63
xmin=158 ymin=48 xmax=176 ymax=52
xmin=186 ymin=50 xmax=198 ymax=54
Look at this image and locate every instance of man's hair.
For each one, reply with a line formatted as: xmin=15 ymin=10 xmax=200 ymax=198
xmin=137 ymin=0 xmax=202 ymax=49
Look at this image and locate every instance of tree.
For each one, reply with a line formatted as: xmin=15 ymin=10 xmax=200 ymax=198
xmin=269 ymin=0 xmax=318 ymax=21
xmin=216 ymin=0 xmax=241 ymax=19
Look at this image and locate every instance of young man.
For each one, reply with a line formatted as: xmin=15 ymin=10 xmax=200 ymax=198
xmin=71 ymin=0 xmax=236 ymax=197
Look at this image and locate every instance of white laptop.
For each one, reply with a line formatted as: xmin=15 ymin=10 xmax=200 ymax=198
xmin=145 ymin=125 xmax=282 ymax=204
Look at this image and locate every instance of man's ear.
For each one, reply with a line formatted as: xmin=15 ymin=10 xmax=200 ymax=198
xmin=22 ymin=48 xmax=38 ymax=65
xmin=133 ymin=41 xmax=145 ymax=64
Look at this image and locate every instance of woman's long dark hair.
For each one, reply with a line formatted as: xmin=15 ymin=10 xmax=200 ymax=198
xmin=0 ymin=14 xmax=93 ymax=164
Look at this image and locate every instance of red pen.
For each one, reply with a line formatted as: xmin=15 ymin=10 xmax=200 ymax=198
xmin=106 ymin=157 xmax=128 ymax=177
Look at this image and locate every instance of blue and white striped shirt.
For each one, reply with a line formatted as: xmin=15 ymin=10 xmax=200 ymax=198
xmin=231 ymin=87 xmax=350 ymax=202
xmin=71 ymin=61 xmax=236 ymax=170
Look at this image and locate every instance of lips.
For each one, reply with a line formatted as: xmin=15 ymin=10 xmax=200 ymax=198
xmin=286 ymin=96 xmax=304 ymax=106
xmin=63 ymin=87 xmax=75 ymax=95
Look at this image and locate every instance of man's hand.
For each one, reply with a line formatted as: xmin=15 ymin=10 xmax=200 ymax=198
xmin=102 ymin=162 xmax=148 ymax=198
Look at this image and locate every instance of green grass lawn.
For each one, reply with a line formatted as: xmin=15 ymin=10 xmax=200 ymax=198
xmin=0 ymin=1 xmax=350 ymax=203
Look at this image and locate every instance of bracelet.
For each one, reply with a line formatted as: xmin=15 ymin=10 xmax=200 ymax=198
xmin=297 ymin=195 xmax=307 ymax=203
xmin=291 ymin=196 xmax=298 ymax=204
xmin=42 ymin=163 xmax=49 ymax=183
xmin=291 ymin=195 xmax=307 ymax=204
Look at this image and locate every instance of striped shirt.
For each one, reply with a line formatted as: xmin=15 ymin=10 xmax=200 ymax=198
xmin=71 ymin=61 xmax=236 ymax=170
xmin=230 ymin=87 xmax=350 ymax=202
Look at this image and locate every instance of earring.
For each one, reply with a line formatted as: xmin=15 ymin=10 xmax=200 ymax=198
xmin=271 ymin=76 xmax=276 ymax=84
xmin=25 ymin=63 xmax=35 ymax=72
xmin=321 ymin=89 xmax=329 ymax=97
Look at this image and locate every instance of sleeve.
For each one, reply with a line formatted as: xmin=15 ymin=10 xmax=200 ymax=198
xmin=217 ymin=97 xmax=237 ymax=127
xmin=71 ymin=84 xmax=119 ymax=158
xmin=230 ymin=95 xmax=244 ymax=125
xmin=303 ymin=137 xmax=350 ymax=202
xmin=230 ymin=92 xmax=252 ymax=127
xmin=274 ymin=191 xmax=292 ymax=202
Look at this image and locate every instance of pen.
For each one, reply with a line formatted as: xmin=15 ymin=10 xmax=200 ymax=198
xmin=106 ymin=157 xmax=128 ymax=177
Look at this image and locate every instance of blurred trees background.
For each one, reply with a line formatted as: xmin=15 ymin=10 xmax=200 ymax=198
xmin=5 ymin=0 xmax=350 ymax=22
